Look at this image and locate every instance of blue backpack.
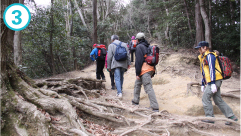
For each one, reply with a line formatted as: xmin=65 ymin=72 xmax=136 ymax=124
xmin=112 ymin=42 xmax=127 ymax=61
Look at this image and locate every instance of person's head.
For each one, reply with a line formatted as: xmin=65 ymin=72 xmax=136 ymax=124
xmin=135 ymin=32 xmax=145 ymax=43
xmin=93 ymin=43 xmax=97 ymax=48
xmin=131 ymin=36 xmax=135 ymax=40
xmin=195 ymin=41 xmax=209 ymax=54
xmin=111 ymin=35 xmax=119 ymax=42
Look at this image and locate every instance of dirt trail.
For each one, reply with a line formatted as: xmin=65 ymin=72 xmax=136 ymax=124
xmin=47 ymin=50 xmax=240 ymax=135
xmin=51 ymin=51 xmax=240 ymax=119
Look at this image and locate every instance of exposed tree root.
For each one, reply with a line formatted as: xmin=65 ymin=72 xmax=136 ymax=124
xmin=4 ymin=68 xmax=240 ymax=136
xmin=186 ymin=82 xmax=240 ymax=99
xmin=186 ymin=82 xmax=201 ymax=96
xmin=221 ymin=93 xmax=240 ymax=99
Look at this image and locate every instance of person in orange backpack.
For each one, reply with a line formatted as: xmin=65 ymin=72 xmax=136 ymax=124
xmin=195 ymin=41 xmax=238 ymax=125
xmin=90 ymin=44 xmax=106 ymax=80
xmin=129 ymin=36 xmax=137 ymax=62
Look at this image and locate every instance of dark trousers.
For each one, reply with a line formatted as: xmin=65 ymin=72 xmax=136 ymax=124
xmin=96 ymin=60 xmax=105 ymax=80
xmin=109 ymin=71 xmax=115 ymax=87
xmin=130 ymin=51 xmax=135 ymax=62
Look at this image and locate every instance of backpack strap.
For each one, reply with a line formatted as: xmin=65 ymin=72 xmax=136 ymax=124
xmin=215 ymin=68 xmax=222 ymax=74
xmin=151 ymin=66 xmax=156 ymax=78
xmin=215 ymin=56 xmax=222 ymax=74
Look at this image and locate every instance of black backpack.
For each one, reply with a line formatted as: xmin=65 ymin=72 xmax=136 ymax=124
xmin=96 ymin=44 xmax=106 ymax=61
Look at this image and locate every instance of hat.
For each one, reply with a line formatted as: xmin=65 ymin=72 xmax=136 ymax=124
xmin=131 ymin=36 xmax=135 ymax=40
xmin=195 ymin=41 xmax=209 ymax=49
xmin=136 ymin=32 xmax=145 ymax=39
xmin=93 ymin=43 xmax=97 ymax=48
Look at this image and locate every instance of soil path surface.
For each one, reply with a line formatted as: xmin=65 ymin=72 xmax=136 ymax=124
xmin=50 ymin=51 xmax=240 ymax=119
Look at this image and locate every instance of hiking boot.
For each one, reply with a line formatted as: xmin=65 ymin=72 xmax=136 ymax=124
xmin=225 ymin=122 xmax=232 ymax=125
xmin=228 ymin=115 xmax=238 ymax=121
xmin=145 ymin=107 xmax=159 ymax=112
xmin=152 ymin=109 xmax=159 ymax=112
xmin=132 ymin=100 xmax=139 ymax=105
xmin=201 ymin=120 xmax=215 ymax=124
xmin=116 ymin=93 xmax=122 ymax=98
xmin=225 ymin=115 xmax=238 ymax=125
xmin=111 ymin=86 xmax=116 ymax=90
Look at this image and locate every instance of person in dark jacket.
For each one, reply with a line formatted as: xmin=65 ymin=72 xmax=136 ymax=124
xmin=90 ymin=44 xmax=105 ymax=80
xmin=131 ymin=32 xmax=159 ymax=112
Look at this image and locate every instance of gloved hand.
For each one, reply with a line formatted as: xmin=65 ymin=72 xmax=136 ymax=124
xmin=201 ymin=86 xmax=205 ymax=92
xmin=211 ymin=84 xmax=217 ymax=93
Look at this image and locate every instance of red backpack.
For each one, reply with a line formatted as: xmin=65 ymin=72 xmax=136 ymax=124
xmin=145 ymin=45 xmax=159 ymax=66
xmin=216 ymin=56 xmax=233 ymax=80
xmin=96 ymin=44 xmax=106 ymax=61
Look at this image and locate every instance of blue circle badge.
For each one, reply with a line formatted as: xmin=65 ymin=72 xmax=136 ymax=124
xmin=3 ymin=3 xmax=31 ymax=31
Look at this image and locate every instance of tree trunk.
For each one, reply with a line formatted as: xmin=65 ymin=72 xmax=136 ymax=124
xmin=163 ymin=0 xmax=169 ymax=42
xmin=67 ymin=0 xmax=73 ymax=37
xmin=13 ymin=0 xmax=24 ymax=66
xmin=93 ymin=0 xmax=98 ymax=44
xmin=199 ymin=0 xmax=212 ymax=49
xmin=68 ymin=0 xmax=77 ymax=70
xmin=65 ymin=0 xmax=69 ymax=33
xmin=104 ymin=0 xmax=109 ymax=19
xmin=183 ymin=0 xmax=194 ymax=40
xmin=194 ymin=0 xmax=204 ymax=47
xmin=14 ymin=31 xmax=22 ymax=66
xmin=209 ymin=0 xmax=212 ymax=45
xmin=50 ymin=0 xmax=55 ymax=75
xmin=74 ymin=0 xmax=88 ymax=29
xmin=73 ymin=46 xmax=77 ymax=70
xmin=229 ymin=0 xmax=235 ymax=25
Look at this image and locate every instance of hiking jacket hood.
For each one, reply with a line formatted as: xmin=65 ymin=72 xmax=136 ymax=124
xmin=198 ymin=50 xmax=223 ymax=85
xmin=107 ymin=40 xmax=131 ymax=70
xmin=135 ymin=40 xmax=150 ymax=76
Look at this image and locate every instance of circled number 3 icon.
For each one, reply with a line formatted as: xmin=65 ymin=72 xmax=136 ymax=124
xmin=3 ymin=3 xmax=31 ymax=31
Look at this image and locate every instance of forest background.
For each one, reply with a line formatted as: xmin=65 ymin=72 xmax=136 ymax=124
xmin=13 ymin=0 xmax=240 ymax=79
xmin=1 ymin=0 xmax=240 ymax=135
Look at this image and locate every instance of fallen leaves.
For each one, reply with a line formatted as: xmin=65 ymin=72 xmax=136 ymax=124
xmin=80 ymin=119 xmax=117 ymax=136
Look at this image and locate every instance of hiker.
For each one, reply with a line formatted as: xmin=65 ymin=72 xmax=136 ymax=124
xmin=129 ymin=36 xmax=137 ymax=62
xmin=107 ymin=35 xmax=131 ymax=98
xmin=195 ymin=41 xmax=238 ymax=124
xmin=131 ymin=32 xmax=159 ymax=112
xmin=90 ymin=43 xmax=106 ymax=80
xmin=105 ymin=51 xmax=116 ymax=90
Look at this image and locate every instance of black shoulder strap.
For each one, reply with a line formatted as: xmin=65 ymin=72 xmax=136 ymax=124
xmin=215 ymin=56 xmax=222 ymax=74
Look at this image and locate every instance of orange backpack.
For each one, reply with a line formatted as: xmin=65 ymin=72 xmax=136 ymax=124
xmin=132 ymin=40 xmax=137 ymax=48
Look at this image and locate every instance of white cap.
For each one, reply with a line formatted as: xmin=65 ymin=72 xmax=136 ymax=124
xmin=136 ymin=32 xmax=145 ymax=39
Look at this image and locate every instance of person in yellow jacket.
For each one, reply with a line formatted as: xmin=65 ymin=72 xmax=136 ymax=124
xmin=195 ymin=41 xmax=238 ymax=125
